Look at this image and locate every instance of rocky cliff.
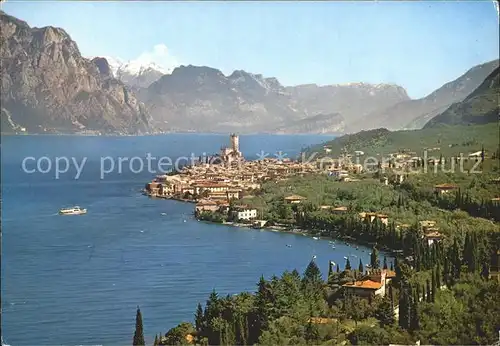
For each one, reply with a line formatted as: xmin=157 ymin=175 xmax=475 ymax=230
xmin=139 ymin=66 xmax=409 ymax=133
xmin=424 ymin=66 xmax=499 ymax=128
xmin=0 ymin=11 xmax=152 ymax=134
xmin=349 ymin=60 xmax=499 ymax=132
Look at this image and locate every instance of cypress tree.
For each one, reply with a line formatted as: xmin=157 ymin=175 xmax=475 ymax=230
xmin=358 ymin=259 xmax=363 ymax=273
xmin=133 ymin=306 xmax=145 ymax=346
xmin=383 ymin=256 xmax=388 ymax=270
xmin=410 ymin=292 xmax=420 ymax=331
xmin=390 ymin=261 xmax=394 ymax=271
xmin=370 ymin=247 xmax=380 ymax=269
xmin=443 ymin=255 xmax=450 ymax=287
xmin=426 ymin=279 xmax=432 ymax=303
xmin=436 ymin=264 xmax=441 ymax=289
xmin=153 ymin=334 xmax=159 ymax=346
xmin=452 ymin=238 xmax=461 ymax=280
xmin=398 ymin=285 xmax=410 ymax=330
xmin=336 ymin=264 xmax=340 ymax=273
xmin=389 ymin=284 xmax=394 ymax=310
xmin=328 ymin=261 xmax=333 ymax=278
xmin=345 ymin=258 xmax=351 ymax=270
xmin=431 ymin=270 xmax=436 ymax=302
xmin=481 ymin=262 xmax=490 ymax=280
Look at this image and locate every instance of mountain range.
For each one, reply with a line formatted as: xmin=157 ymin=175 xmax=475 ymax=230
xmin=1 ymin=11 xmax=497 ymax=135
xmin=424 ymin=66 xmax=499 ymax=128
xmin=0 ymin=11 xmax=151 ymax=135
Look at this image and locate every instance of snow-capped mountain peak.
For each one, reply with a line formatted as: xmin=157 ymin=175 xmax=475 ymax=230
xmin=119 ymin=60 xmax=171 ymax=76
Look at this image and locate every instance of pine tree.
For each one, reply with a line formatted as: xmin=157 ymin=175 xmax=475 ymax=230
xmin=383 ymin=256 xmax=388 ymax=270
xmin=345 ymin=258 xmax=351 ymax=270
xmin=133 ymin=306 xmax=145 ymax=346
xmin=375 ymin=297 xmax=395 ymax=327
xmin=304 ymin=305 xmax=320 ymax=344
xmin=303 ymin=259 xmax=323 ymax=284
xmin=358 ymin=259 xmax=363 ymax=273
xmin=195 ymin=303 xmax=205 ymax=333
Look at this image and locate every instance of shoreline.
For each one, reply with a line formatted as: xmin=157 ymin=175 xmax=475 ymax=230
xmin=196 ymin=216 xmax=398 ymax=255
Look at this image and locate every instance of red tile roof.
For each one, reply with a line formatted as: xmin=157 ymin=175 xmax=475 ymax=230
xmin=342 ymin=280 xmax=382 ymax=290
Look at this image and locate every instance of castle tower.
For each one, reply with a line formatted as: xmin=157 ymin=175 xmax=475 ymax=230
xmin=230 ymin=133 xmax=239 ymax=153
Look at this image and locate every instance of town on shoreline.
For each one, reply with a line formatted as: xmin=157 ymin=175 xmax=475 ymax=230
xmin=140 ymin=132 xmax=500 ymax=346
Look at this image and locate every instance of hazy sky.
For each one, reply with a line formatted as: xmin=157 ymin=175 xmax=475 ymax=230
xmin=3 ymin=1 xmax=499 ymax=98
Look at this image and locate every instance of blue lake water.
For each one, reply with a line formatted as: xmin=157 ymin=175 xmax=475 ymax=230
xmin=1 ymin=133 xmax=389 ymax=345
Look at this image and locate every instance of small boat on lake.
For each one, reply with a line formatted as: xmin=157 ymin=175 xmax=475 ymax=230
xmin=59 ymin=206 xmax=87 ymax=215
xmin=313 ymin=237 xmax=319 ymax=240
xmin=286 ymin=244 xmax=292 ymax=248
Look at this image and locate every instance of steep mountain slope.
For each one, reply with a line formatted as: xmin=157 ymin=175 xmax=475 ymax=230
xmin=349 ymin=60 xmax=499 ymax=132
xmin=139 ymin=66 xmax=308 ymax=132
xmin=285 ymin=83 xmax=410 ymax=129
xmin=273 ymin=113 xmax=345 ymax=134
xmin=0 ymin=11 xmax=151 ymax=134
xmin=140 ymin=67 xmax=409 ymax=133
xmin=424 ymin=67 xmax=499 ymax=128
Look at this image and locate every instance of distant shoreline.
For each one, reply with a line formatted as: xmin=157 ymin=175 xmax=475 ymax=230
xmin=1 ymin=132 xmax=342 ymax=137
xmin=196 ymin=217 xmax=397 ymax=255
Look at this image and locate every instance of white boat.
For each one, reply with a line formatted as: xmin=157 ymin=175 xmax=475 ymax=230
xmin=59 ymin=206 xmax=87 ymax=215
xmin=313 ymin=237 xmax=319 ymax=240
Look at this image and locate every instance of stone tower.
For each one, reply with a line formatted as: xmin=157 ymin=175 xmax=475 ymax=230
xmin=230 ymin=133 xmax=239 ymax=153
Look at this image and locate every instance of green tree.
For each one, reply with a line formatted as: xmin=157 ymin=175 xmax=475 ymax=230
xmin=398 ymin=286 xmax=410 ymax=330
xmin=358 ymin=258 xmax=364 ymax=273
xmin=375 ymin=297 xmax=395 ymax=327
xmin=370 ymin=247 xmax=380 ymax=269
xmin=304 ymin=306 xmax=320 ymax=344
xmin=345 ymin=258 xmax=352 ymax=271
xmin=195 ymin=303 xmax=205 ymax=334
xmin=133 ymin=306 xmax=145 ymax=346
xmin=383 ymin=256 xmax=388 ymax=270
xmin=426 ymin=279 xmax=432 ymax=303
xmin=303 ymin=259 xmax=323 ymax=284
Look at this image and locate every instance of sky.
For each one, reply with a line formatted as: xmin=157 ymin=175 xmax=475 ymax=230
xmin=2 ymin=1 xmax=499 ymax=99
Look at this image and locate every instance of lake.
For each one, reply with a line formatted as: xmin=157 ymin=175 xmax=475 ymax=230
xmin=1 ymin=133 xmax=389 ymax=345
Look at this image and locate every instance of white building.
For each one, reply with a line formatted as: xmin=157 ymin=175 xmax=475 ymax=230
xmin=232 ymin=207 xmax=257 ymax=221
